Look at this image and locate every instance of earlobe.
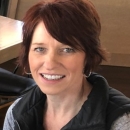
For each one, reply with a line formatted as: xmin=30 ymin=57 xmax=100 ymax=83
xmin=24 ymin=66 xmax=31 ymax=75
xmin=84 ymin=72 xmax=91 ymax=78
xmin=83 ymin=62 xmax=91 ymax=78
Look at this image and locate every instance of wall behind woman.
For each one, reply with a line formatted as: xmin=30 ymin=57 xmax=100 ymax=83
xmin=91 ymin=0 xmax=130 ymax=67
xmin=15 ymin=0 xmax=41 ymax=20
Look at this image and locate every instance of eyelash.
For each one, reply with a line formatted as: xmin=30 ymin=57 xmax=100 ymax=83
xmin=62 ymin=48 xmax=75 ymax=53
xmin=33 ymin=47 xmax=75 ymax=54
xmin=34 ymin=47 xmax=45 ymax=52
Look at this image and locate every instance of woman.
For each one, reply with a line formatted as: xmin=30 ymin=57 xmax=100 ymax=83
xmin=3 ymin=0 xmax=130 ymax=130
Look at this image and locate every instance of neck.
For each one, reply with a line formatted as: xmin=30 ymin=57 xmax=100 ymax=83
xmin=45 ymin=77 xmax=92 ymax=117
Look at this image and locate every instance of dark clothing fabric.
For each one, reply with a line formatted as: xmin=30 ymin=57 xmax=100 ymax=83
xmin=106 ymin=87 xmax=130 ymax=130
xmin=12 ymin=73 xmax=130 ymax=130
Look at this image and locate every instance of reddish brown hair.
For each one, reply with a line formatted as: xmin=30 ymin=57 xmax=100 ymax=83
xmin=18 ymin=0 xmax=107 ymax=75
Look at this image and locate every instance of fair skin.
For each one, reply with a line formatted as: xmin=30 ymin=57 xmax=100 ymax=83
xmin=28 ymin=21 xmax=92 ymax=130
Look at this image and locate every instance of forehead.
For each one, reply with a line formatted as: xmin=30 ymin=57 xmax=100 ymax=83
xmin=32 ymin=21 xmax=49 ymax=39
xmin=31 ymin=21 xmax=84 ymax=51
xmin=31 ymin=21 xmax=53 ymax=44
xmin=31 ymin=21 xmax=64 ymax=46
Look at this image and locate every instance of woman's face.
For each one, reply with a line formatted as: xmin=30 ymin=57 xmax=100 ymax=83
xmin=29 ymin=21 xmax=86 ymax=95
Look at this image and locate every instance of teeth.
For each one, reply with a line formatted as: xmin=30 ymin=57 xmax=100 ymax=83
xmin=42 ymin=74 xmax=64 ymax=80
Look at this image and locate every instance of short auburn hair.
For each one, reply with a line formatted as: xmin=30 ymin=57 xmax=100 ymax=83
xmin=18 ymin=0 xmax=107 ymax=75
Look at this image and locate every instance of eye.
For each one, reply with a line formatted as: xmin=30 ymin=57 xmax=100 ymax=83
xmin=62 ymin=48 xmax=75 ymax=53
xmin=34 ymin=47 xmax=45 ymax=53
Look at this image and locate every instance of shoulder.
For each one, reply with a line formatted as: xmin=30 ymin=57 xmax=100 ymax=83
xmin=107 ymin=87 xmax=130 ymax=129
xmin=12 ymin=86 xmax=46 ymax=119
xmin=3 ymin=98 xmax=22 ymax=130
xmin=111 ymin=113 xmax=130 ymax=130
xmin=108 ymin=87 xmax=130 ymax=112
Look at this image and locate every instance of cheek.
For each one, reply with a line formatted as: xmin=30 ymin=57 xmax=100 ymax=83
xmin=28 ymin=53 xmax=33 ymax=69
xmin=65 ymin=58 xmax=85 ymax=74
xmin=28 ymin=52 xmax=39 ymax=72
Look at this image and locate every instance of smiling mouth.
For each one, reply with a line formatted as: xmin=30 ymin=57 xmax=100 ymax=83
xmin=41 ymin=74 xmax=65 ymax=80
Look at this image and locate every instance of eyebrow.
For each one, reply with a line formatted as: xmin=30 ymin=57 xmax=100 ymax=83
xmin=31 ymin=42 xmax=45 ymax=45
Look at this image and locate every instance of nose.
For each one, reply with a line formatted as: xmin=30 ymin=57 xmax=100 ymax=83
xmin=43 ymin=52 xmax=60 ymax=70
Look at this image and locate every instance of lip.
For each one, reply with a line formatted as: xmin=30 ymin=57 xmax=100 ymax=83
xmin=39 ymin=73 xmax=65 ymax=84
xmin=40 ymin=73 xmax=65 ymax=75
